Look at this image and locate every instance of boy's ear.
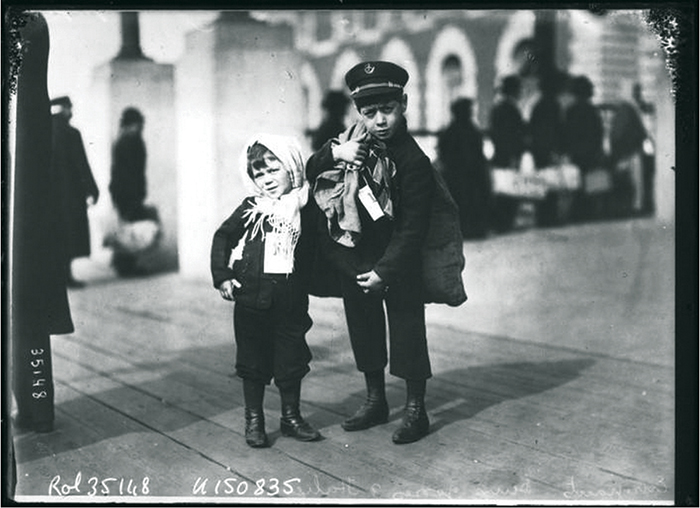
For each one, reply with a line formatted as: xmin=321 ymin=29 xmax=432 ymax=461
xmin=400 ymin=93 xmax=408 ymax=113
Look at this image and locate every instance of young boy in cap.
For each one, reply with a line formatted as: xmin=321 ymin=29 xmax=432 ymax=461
xmin=306 ymin=61 xmax=435 ymax=444
xmin=211 ymin=134 xmax=321 ymax=448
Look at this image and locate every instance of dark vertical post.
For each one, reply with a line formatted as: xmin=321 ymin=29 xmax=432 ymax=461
xmin=534 ymin=10 xmax=557 ymax=83
xmin=116 ymin=12 xmax=146 ymax=60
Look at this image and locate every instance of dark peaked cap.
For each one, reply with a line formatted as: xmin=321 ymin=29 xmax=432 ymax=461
xmin=345 ymin=61 xmax=408 ymax=100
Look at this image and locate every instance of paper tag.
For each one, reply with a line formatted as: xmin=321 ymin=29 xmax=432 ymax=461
xmin=264 ymin=232 xmax=294 ymax=274
xmin=358 ymin=185 xmax=384 ymax=221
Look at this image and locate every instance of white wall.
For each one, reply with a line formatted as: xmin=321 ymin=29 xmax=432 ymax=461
xmin=175 ymin=16 xmax=307 ymax=279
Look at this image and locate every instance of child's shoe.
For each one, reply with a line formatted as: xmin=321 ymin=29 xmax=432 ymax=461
xmin=278 ymin=379 xmax=321 ymax=441
xmin=244 ymin=408 xmax=269 ymax=448
xmin=280 ymin=411 xmax=321 ymax=442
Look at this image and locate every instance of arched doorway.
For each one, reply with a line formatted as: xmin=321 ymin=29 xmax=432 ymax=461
xmin=380 ymin=37 xmax=421 ymax=130
xmin=425 ymin=26 xmax=478 ymax=132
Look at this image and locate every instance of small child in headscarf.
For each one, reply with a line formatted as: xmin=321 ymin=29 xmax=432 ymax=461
xmin=210 ymin=134 xmax=320 ymax=448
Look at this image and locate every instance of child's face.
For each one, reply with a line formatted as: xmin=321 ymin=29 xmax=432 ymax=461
xmin=251 ymin=151 xmax=293 ymax=199
xmin=357 ymin=95 xmax=407 ymax=142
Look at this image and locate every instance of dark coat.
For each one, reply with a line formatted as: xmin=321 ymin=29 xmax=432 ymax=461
xmin=489 ymin=99 xmax=526 ymax=168
xmin=311 ymin=117 xmax=346 ymax=152
xmin=11 ymin=12 xmax=74 ymax=336
xmin=109 ymin=132 xmax=147 ymax=220
xmin=528 ymin=95 xmax=563 ymax=168
xmin=563 ymin=99 xmax=604 ymax=172
xmin=437 ymin=119 xmax=491 ymax=238
xmin=210 ymin=196 xmax=316 ymax=310
xmin=51 ymin=116 xmax=99 ymax=259
xmin=306 ymin=121 xmax=434 ymax=287
xmin=610 ymin=101 xmax=646 ymax=164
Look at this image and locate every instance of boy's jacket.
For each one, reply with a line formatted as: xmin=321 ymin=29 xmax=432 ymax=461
xmin=308 ymin=122 xmax=467 ymax=307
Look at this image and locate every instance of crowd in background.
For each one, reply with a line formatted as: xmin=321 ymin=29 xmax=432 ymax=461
xmin=309 ymin=70 xmax=655 ymax=242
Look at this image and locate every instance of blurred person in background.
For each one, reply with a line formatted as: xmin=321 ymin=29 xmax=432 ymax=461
xmin=109 ymin=107 xmax=148 ymax=276
xmin=10 ymin=12 xmax=75 ymax=442
xmin=437 ymin=98 xmax=491 ymax=239
xmin=632 ymin=83 xmax=656 ymax=216
xmin=50 ymin=96 xmax=100 ymax=288
xmin=562 ymin=75 xmax=604 ymax=222
xmin=609 ymin=87 xmax=649 ymax=217
xmin=528 ymin=72 xmax=565 ymax=227
xmin=310 ymin=91 xmax=350 ymax=151
xmin=490 ymin=75 xmax=527 ymax=168
xmin=488 ymin=75 xmax=526 ymax=232
xmin=528 ymin=73 xmax=564 ymax=170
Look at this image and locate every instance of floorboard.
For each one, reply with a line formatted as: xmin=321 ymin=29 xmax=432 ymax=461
xmin=14 ymin=219 xmax=675 ymax=503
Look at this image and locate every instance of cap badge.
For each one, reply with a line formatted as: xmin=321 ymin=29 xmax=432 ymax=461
xmin=364 ymin=63 xmax=375 ymax=74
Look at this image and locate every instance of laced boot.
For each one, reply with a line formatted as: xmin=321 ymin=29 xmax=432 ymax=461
xmin=392 ymin=379 xmax=429 ymax=444
xmin=243 ymin=379 xmax=268 ymax=448
xmin=278 ymin=379 xmax=321 ymax=442
xmin=244 ymin=408 xmax=268 ymax=448
xmin=342 ymin=370 xmax=389 ymax=431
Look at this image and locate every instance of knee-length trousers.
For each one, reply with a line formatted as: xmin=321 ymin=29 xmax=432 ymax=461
xmin=339 ymin=276 xmax=432 ymax=381
xmin=233 ymin=285 xmax=313 ymax=386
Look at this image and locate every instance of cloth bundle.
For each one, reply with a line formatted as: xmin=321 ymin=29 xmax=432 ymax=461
xmin=311 ymin=123 xmax=467 ymax=307
xmin=103 ymin=204 xmax=161 ymax=254
xmin=313 ymin=122 xmax=395 ymax=247
xmin=421 ymin=166 xmax=468 ymax=306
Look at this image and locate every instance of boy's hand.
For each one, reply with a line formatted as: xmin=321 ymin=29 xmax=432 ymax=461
xmin=332 ymin=137 xmax=369 ymax=168
xmin=356 ymin=270 xmax=386 ymax=294
xmin=218 ymin=279 xmax=241 ymax=301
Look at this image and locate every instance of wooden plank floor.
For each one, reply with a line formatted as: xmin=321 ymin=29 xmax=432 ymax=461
xmin=11 ymin=219 xmax=675 ymax=504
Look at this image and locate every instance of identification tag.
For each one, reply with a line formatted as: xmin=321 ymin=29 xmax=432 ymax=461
xmin=264 ymin=232 xmax=294 ymax=274
xmin=358 ymin=186 xmax=384 ymax=221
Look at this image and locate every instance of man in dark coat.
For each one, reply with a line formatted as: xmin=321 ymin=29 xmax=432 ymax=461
xmin=50 ymin=96 xmax=100 ymax=287
xmin=488 ymin=75 xmax=526 ymax=232
xmin=10 ymin=11 xmax=74 ymax=439
xmin=109 ymin=107 xmax=147 ymax=276
xmin=609 ymin=99 xmax=648 ymax=215
xmin=109 ymin=107 xmax=146 ymax=221
xmin=528 ymin=75 xmax=564 ymax=169
xmin=529 ymin=73 xmax=565 ymax=227
xmin=310 ymin=91 xmax=350 ymax=151
xmin=437 ymin=98 xmax=491 ymax=239
xmin=562 ymin=75 xmax=604 ymax=221
xmin=562 ymin=76 xmax=604 ymax=174
xmin=489 ymin=75 xmax=526 ymax=168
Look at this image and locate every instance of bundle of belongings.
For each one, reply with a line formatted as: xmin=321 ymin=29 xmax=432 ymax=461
xmin=313 ymin=122 xmax=467 ymax=307
xmin=103 ymin=204 xmax=161 ymax=255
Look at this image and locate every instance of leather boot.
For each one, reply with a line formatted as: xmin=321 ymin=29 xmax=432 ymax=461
xmin=244 ymin=408 xmax=268 ymax=448
xmin=243 ymin=379 xmax=268 ymax=448
xmin=342 ymin=370 xmax=389 ymax=431
xmin=392 ymin=379 xmax=429 ymax=444
xmin=278 ymin=379 xmax=320 ymax=442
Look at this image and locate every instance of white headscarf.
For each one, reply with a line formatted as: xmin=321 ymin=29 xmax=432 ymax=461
xmin=233 ymin=134 xmax=309 ymax=273
xmin=239 ymin=133 xmax=308 ymax=197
